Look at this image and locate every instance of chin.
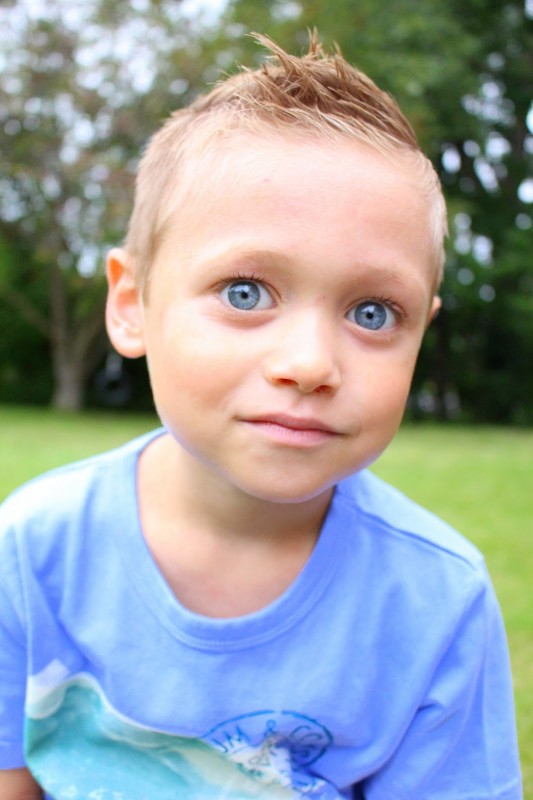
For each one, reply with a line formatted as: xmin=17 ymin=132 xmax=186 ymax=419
xmin=233 ymin=473 xmax=342 ymax=505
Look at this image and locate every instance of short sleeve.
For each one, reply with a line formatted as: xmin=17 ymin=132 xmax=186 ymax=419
xmin=364 ymin=568 xmax=522 ymax=800
xmin=0 ymin=525 xmax=28 ymax=769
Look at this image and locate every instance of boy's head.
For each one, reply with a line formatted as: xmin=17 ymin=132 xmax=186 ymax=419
xmin=124 ymin=33 xmax=447 ymax=296
xmin=106 ymin=34 xmax=445 ymax=503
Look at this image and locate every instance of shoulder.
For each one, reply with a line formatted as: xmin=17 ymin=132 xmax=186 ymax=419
xmin=336 ymin=468 xmax=484 ymax=568
xmin=331 ymin=469 xmax=489 ymax=617
xmin=329 ymin=472 xmax=503 ymax=674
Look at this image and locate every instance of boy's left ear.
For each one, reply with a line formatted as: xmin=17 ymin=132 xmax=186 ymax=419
xmin=105 ymin=248 xmax=146 ymax=358
xmin=426 ymin=296 xmax=442 ymax=328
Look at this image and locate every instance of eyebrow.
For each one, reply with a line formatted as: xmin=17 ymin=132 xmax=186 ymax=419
xmin=200 ymin=248 xmax=291 ymax=272
xmin=351 ymin=264 xmax=428 ymax=295
xmin=201 ymin=247 xmax=430 ymax=301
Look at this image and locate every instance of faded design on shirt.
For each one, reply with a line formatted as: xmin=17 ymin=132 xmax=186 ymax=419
xmin=24 ymin=665 xmax=336 ymax=799
xmin=205 ymin=711 xmax=333 ymax=795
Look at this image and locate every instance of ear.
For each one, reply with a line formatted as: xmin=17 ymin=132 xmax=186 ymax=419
xmin=426 ymin=295 xmax=442 ymax=328
xmin=105 ymin=248 xmax=146 ymax=358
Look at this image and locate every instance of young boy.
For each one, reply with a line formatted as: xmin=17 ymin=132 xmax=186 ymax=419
xmin=0 ymin=34 xmax=522 ymax=800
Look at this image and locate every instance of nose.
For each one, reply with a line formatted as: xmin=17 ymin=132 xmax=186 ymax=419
xmin=263 ymin=311 xmax=341 ymax=395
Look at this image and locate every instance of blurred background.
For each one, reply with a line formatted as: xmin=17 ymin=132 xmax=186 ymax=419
xmin=0 ymin=0 xmax=531 ymax=423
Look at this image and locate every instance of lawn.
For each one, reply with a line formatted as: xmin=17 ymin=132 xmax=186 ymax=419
xmin=0 ymin=405 xmax=531 ymax=792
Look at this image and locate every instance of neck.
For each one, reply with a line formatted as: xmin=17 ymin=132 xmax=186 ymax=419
xmin=137 ymin=433 xmax=334 ymax=617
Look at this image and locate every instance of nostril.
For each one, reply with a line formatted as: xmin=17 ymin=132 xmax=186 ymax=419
xmin=276 ymin=377 xmax=298 ymax=387
xmin=315 ymin=384 xmax=334 ymax=395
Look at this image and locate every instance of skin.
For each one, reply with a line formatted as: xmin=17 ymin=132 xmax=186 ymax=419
xmin=0 ymin=768 xmax=43 ymax=799
xmin=104 ymin=134 xmax=441 ymax=619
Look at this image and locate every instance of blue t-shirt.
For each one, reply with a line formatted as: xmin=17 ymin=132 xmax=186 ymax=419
xmin=0 ymin=430 xmax=522 ymax=799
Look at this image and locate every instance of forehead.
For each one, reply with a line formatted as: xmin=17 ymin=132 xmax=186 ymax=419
xmin=176 ymin=129 xmax=425 ymax=201
xmin=155 ymin=133 xmax=437 ymax=292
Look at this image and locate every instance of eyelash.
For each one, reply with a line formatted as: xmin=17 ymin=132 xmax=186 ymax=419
xmin=216 ymin=271 xmax=264 ymax=287
xmin=364 ymin=295 xmax=405 ymax=321
xmin=225 ymin=271 xmax=265 ymax=285
xmin=216 ymin=272 xmax=275 ymax=299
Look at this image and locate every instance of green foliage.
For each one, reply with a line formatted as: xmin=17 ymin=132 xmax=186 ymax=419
xmin=0 ymin=229 xmax=52 ymax=403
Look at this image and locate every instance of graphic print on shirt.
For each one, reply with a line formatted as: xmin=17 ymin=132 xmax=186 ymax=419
xmin=25 ymin=663 xmax=336 ymax=799
xmin=205 ymin=711 xmax=333 ymax=795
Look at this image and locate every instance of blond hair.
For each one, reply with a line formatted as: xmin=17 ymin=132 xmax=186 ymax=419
xmin=125 ymin=33 xmax=447 ymax=294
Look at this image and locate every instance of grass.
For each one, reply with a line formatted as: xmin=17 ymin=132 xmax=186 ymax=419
xmin=0 ymin=406 xmax=531 ymax=791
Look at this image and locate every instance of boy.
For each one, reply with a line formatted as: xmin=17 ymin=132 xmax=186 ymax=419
xmin=0 ymin=34 xmax=522 ymax=800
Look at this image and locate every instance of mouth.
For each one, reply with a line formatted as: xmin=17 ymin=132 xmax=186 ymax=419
xmin=248 ymin=413 xmax=338 ymax=433
xmin=242 ymin=414 xmax=341 ymax=446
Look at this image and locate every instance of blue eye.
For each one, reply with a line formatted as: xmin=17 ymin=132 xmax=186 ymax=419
xmin=347 ymin=301 xmax=396 ymax=331
xmin=221 ymin=280 xmax=273 ymax=311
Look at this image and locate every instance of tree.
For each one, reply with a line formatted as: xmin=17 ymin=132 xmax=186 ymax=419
xmin=0 ymin=228 xmax=52 ymax=404
xmin=432 ymin=0 xmax=533 ymax=423
xmin=0 ymin=0 xmax=222 ymax=409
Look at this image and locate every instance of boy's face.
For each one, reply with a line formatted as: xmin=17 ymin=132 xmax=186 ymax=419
xmin=108 ymin=135 xmax=440 ymax=504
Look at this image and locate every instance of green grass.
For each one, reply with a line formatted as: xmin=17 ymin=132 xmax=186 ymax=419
xmin=0 ymin=406 xmax=531 ymax=791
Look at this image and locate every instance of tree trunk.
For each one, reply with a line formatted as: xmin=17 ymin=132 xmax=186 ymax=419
xmin=48 ymin=312 xmax=108 ymax=411
xmin=50 ymin=350 xmax=85 ymax=411
xmin=46 ymin=250 xmax=107 ymax=411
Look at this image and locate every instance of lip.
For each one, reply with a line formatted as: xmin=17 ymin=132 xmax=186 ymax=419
xmin=245 ymin=413 xmax=339 ymax=433
xmin=241 ymin=413 xmax=341 ymax=446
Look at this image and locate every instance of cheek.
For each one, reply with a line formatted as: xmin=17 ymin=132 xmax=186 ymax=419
xmin=356 ymin=354 xmax=416 ymax=420
xmin=147 ymin=317 xmax=242 ymax=405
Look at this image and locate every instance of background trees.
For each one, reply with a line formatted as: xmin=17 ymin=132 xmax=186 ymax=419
xmin=0 ymin=0 xmax=220 ymax=409
xmin=1 ymin=0 xmax=531 ymax=420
